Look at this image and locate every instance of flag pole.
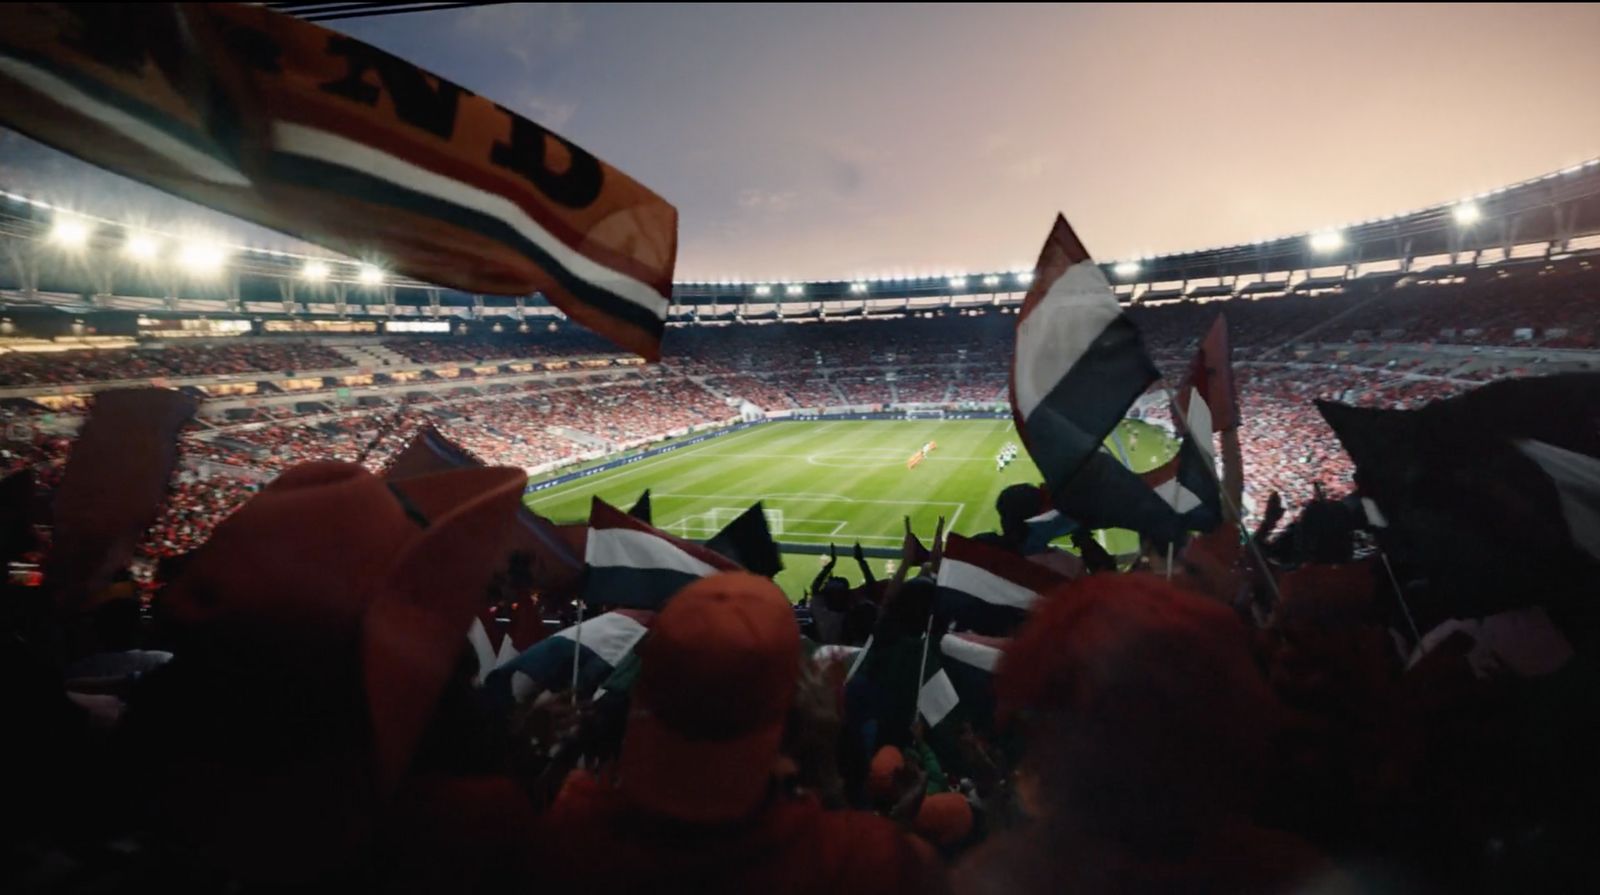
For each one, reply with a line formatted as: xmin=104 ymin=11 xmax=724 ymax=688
xmin=1167 ymin=388 xmax=1282 ymax=605
xmin=912 ymin=614 xmax=934 ymax=735
xmin=569 ymin=598 xmax=585 ymax=704
xmin=1166 ymin=461 xmax=1181 ymax=582
xmin=1376 ymin=549 xmax=1424 ymax=645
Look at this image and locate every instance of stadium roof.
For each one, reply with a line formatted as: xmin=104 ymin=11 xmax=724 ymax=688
xmin=2 ymin=157 xmax=1599 ymax=317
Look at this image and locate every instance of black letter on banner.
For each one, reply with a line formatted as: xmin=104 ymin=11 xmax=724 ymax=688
xmin=58 ymin=6 xmax=183 ymax=77
xmin=320 ymin=37 xmax=461 ymax=139
xmin=224 ymin=24 xmax=283 ymax=74
xmin=490 ymin=110 xmax=603 ymax=209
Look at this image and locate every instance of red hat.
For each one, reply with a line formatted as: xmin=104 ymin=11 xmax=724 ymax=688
xmin=1276 ymin=560 xmax=1378 ymax=628
xmin=156 ymin=461 xmax=526 ymax=874
xmin=866 ymin=745 xmax=906 ymax=803
xmin=619 ymin=572 xmax=799 ymax=822
xmin=913 ymin=792 xmax=975 ymax=847
xmin=997 ymin=574 xmax=1276 ymax=824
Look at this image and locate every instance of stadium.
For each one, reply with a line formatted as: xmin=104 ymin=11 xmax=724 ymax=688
xmin=4 ymin=4 xmax=1600 ymax=894
xmin=3 ymin=156 xmax=1597 ymax=594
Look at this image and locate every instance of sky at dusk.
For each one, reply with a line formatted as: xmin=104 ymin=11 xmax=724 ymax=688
xmin=3 ymin=3 xmax=1599 ymax=281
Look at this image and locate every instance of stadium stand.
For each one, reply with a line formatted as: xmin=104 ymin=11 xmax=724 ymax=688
xmin=5 ymin=158 xmax=1600 ymax=893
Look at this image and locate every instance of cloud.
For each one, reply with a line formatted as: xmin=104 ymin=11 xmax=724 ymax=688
xmin=519 ymin=95 xmax=579 ymax=129
xmin=737 ymin=188 xmax=799 ymax=213
xmin=453 ymin=3 xmax=584 ymax=73
xmin=1005 ymin=154 xmax=1050 ymax=181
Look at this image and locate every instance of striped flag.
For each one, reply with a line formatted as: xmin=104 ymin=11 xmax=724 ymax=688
xmin=1174 ymin=313 xmax=1239 ymax=432
xmin=917 ymin=632 xmax=1012 ymax=775
xmin=384 ymin=425 xmax=482 ymax=480
xmin=1139 ymin=388 xmax=1223 ymax=532
xmin=628 ymin=490 xmax=653 ymax=524
xmin=0 ymin=5 xmax=677 ymax=359
xmin=935 ymin=534 xmax=1071 ymax=635
xmin=385 ymin=426 xmax=584 ymax=588
xmin=480 ymin=609 xmax=654 ymax=706
xmin=1011 ymin=215 xmax=1161 ymax=503
xmin=584 ymin=498 xmax=741 ymax=609
xmin=704 ymin=502 xmax=785 ymax=577
xmin=938 ymin=632 xmax=1007 ymax=733
xmin=464 ymin=610 xmax=543 ymax=684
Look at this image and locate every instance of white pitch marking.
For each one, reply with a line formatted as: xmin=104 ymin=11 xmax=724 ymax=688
xmin=527 ymin=424 xmax=775 ymax=501
xmin=656 ymin=492 xmax=964 ymax=509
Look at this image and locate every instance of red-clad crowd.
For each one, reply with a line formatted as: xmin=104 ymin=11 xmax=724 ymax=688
xmin=5 ymin=369 xmax=1594 ymax=893
xmin=0 ymin=341 xmax=346 ymax=386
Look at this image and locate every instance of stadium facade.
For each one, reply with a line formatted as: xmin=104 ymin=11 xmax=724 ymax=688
xmin=0 ymin=158 xmax=1597 ymax=333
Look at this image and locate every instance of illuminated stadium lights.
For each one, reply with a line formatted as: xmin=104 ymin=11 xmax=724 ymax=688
xmin=1113 ymin=261 xmax=1141 ymax=277
xmin=1309 ymin=230 xmax=1346 ymax=253
xmin=849 ymin=282 xmax=868 ymax=294
xmin=358 ymin=264 xmax=385 ymax=286
xmin=982 ymin=275 xmax=1001 ymax=287
xmin=176 ymin=241 xmax=228 ymax=275
xmin=48 ymin=217 xmax=90 ymax=248
xmin=123 ymin=234 xmax=161 ymax=261
xmin=1015 ymin=271 xmax=1034 ymax=284
xmin=302 ymin=261 xmax=330 ymax=282
xmin=753 ymin=285 xmax=772 ymax=297
xmin=948 ymin=277 xmax=967 ymax=289
xmin=1453 ymin=202 xmax=1482 ymax=225
xmin=785 ymin=284 xmax=804 ymax=296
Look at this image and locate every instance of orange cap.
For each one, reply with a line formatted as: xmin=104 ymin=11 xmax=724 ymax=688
xmin=619 ymin=572 xmax=799 ymax=822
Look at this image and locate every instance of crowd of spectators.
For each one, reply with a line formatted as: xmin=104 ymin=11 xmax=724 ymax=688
xmin=7 ymin=371 xmax=1595 ymax=891
xmin=702 ymin=374 xmax=792 ymax=408
xmin=382 ymin=330 xmax=619 ymax=365
xmin=2 ymin=264 xmax=1594 ymax=408
xmin=0 ymin=340 xmax=345 ymax=387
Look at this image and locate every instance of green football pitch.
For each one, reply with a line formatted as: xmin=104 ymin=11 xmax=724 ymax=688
xmin=525 ymin=418 xmax=1177 ymax=601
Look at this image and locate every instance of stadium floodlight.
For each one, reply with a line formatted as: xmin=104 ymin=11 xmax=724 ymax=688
xmin=177 ymin=241 xmax=228 ymax=275
xmin=302 ymin=260 xmax=330 ymax=282
xmin=1114 ymin=261 xmax=1141 ymax=277
xmin=1309 ymin=230 xmax=1345 ymax=253
xmin=982 ymin=274 xmax=1001 ymax=287
xmin=849 ymin=282 xmax=868 ymax=294
xmin=753 ymin=285 xmax=772 ymax=297
xmin=123 ymin=234 xmax=161 ymax=261
xmin=1452 ymin=202 xmax=1482 ymax=226
xmin=358 ymin=264 xmax=384 ymax=286
xmin=48 ymin=217 xmax=91 ymax=249
xmin=786 ymin=284 xmax=804 ymax=296
xmin=1015 ymin=271 xmax=1034 ymax=285
xmin=948 ymin=277 xmax=968 ymax=289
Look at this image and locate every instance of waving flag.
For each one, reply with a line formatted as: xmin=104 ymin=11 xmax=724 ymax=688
xmin=0 ymin=4 xmax=677 ymax=359
xmin=1139 ymin=388 xmax=1223 ymax=532
xmin=704 ymin=502 xmax=785 ymax=578
xmin=385 ymin=426 xmax=583 ymax=589
xmin=1317 ymin=373 xmax=1600 ymax=618
xmin=46 ymin=388 xmax=198 ymax=610
xmin=1011 ymin=215 xmax=1161 ymax=501
xmin=917 ymin=632 xmax=1014 ymax=775
xmin=585 ymin=498 xmax=741 ymax=609
xmin=1174 ymin=313 xmax=1238 ymax=432
xmin=384 ymin=425 xmax=481 ymax=480
xmin=481 ymin=610 xmax=653 ymax=706
xmin=627 ymin=490 xmax=653 ymax=524
xmin=935 ymin=534 xmax=1071 ymax=635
